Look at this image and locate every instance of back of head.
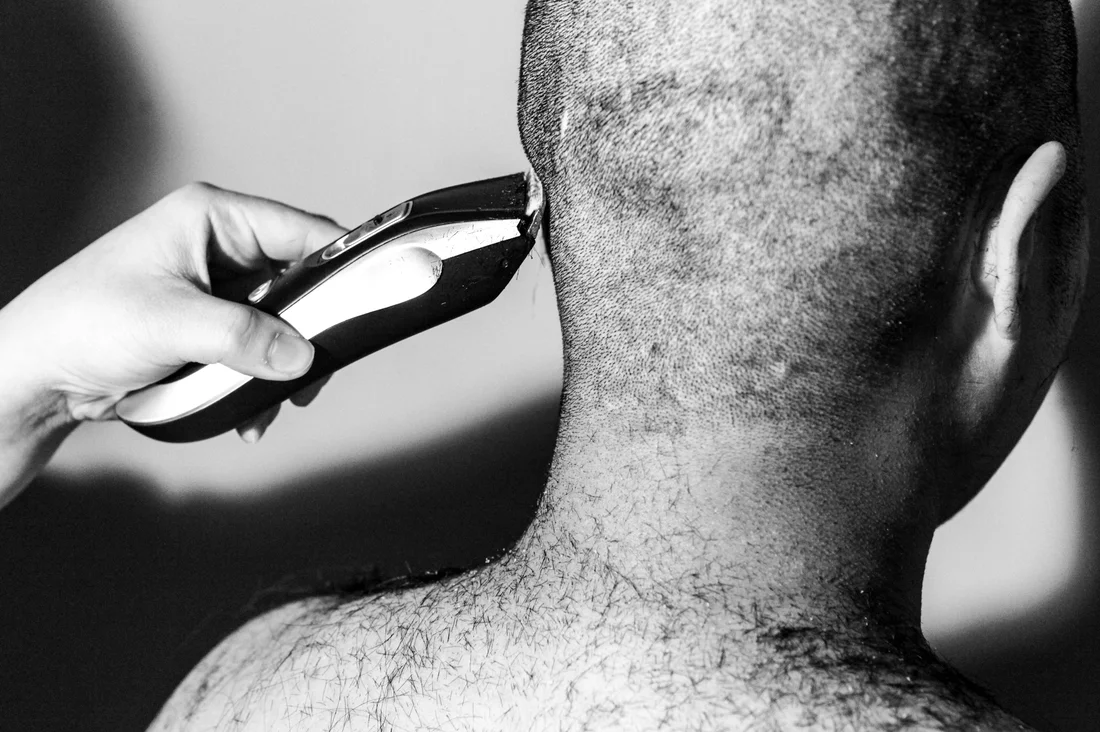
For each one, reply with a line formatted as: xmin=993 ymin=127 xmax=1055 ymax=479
xmin=518 ymin=0 xmax=1085 ymax=437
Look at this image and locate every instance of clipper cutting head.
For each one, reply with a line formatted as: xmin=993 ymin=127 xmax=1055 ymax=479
xmin=524 ymin=169 xmax=545 ymax=241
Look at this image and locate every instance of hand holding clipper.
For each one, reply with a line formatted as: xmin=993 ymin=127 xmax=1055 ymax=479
xmin=116 ymin=172 xmax=545 ymax=442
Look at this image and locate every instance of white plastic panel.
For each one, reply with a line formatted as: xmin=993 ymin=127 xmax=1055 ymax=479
xmin=115 ymin=218 xmax=522 ymax=426
xmin=117 ymin=246 xmax=443 ymax=425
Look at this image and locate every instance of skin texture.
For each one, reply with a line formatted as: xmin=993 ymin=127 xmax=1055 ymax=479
xmin=150 ymin=1 xmax=1088 ymax=730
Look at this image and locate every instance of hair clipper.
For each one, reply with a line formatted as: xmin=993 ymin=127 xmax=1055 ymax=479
xmin=116 ymin=171 xmax=545 ymax=442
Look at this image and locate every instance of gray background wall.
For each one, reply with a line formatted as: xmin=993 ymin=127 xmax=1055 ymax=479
xmin=0 ymin=1 xmax=1096 ymax=729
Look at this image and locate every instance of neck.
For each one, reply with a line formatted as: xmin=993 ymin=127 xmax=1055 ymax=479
xmin=508 ymin=379 xmax=935 ymax=634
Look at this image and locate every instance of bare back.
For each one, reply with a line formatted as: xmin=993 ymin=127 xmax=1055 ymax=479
xmin=151 ymin=552 xmax=1032 ymax=731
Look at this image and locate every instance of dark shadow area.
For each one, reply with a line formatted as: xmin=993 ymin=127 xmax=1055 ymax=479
xmin=0 ymin=0 xmax=159 ymax=307
xmin=933 ymin=4 xmax=1100 ymax=731
xmin=0 ymin=394 xmax=560 ymax=732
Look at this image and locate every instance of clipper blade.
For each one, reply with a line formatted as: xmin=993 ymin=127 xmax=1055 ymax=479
xmin=524 ymin=169 xmax=545 ymax=240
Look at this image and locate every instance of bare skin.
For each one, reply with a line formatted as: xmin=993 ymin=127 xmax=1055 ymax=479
xmin=149 ymin=65 xmax=1076 ymax=732
xmin=150 ymin=423 xmax=1031 ymax=731
xmin=149 ymin=2 xmax=1087 ymax=730
xmin=147 ymin=212 xmax=1061 ymax=730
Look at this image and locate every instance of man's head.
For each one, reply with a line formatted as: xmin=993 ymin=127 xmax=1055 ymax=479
xmin=518 ymin=0 xmax=1087 ymax=526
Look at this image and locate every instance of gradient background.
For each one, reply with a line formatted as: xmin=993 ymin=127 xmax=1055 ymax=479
xmin=0 ymin=1 xmax=1097 ymax=729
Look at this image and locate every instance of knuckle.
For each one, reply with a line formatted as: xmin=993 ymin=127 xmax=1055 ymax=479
xmin=182 ymin=180 xmax=218 ymax=198
xmin=169 ymin=181 xmax=220 ymax=214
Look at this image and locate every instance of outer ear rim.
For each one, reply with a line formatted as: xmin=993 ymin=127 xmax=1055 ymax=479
xmin=973 ymin=141 xmax=1067 ymax=342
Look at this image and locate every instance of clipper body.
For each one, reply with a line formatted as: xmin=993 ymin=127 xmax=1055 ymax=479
xmin=117 ymin=172 xmax=544 ymax=442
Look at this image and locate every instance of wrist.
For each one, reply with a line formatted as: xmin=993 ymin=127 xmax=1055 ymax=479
xmin=0 ymin=312 xmax=76 ymax=450
xmin=0 ymin=290 xmax=83 ymax=506
xmin=0 ymin=366 xmax=74 ymax=447
xmin=0 ymin=363 xmax=77 ymax=508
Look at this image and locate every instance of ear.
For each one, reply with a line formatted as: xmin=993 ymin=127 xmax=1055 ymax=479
xmin=954 ymin=141 xmax=1067 ymax=422
xmin=972 ymin=141 xmax=1067 ymax=342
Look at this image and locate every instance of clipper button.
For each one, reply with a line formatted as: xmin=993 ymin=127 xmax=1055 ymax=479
xmin=320 ymin=242 xmax=344 ymax=261
xmin=320 ymin=201 xmax=411 ymax=263
xmin=248 ymin=279 xmax=273 ymax=303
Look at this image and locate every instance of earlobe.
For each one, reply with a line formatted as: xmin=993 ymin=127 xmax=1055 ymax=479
xmin=972 ymin=141 xmax=1067 ymax=342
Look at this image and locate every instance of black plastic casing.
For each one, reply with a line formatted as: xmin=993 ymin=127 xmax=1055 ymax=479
xmin=125 ymin=172 xmax=537 ymax=442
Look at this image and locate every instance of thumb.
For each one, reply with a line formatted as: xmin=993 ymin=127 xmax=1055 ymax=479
xmin=171 ymin=292 xmax=315 ymax=380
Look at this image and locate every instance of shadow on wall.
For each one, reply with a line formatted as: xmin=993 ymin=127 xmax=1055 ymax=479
xmin=934 ymin=4 xmax=1100 ymax=731
xmin=0 ymin=1 xmax=159 ymax=306
xmin=0 ymin=397 xmax=559 ymax=732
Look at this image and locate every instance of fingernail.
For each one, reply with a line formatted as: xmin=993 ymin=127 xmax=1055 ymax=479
xmin=267 ymin=333 xmax=314 ymax=375
xmin=239 ymin=426 xmax=260 ymax=443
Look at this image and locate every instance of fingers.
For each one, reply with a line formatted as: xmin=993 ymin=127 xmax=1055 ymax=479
xmin=175 ymin=182 xmax=346 ymax=272
xmin=237 ymin=404 xmax=280 ymax=443
xmin=235 ymin=375 xmax=331 ymax=442
xmin=160 ymin=287 xmax=334 ymax=443
xmin=170 ymin=292 xmax=315 ymax=380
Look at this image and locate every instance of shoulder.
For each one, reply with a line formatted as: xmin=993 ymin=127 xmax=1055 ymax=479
xmin=148 ymin=582 xmax=446 ymax=731
xmin=146 ymin=571 xmax=669 ymax=731
xmin=148 ymin=571 xmax=546 ymax=732
xmin=148 ymin=574 xmax=1038 ymax=732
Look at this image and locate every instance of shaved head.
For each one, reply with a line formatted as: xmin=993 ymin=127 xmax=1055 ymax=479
xmin=519 ymin=0 xmax=1085 ymax=428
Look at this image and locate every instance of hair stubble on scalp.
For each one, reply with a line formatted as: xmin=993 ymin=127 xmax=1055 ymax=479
xmin=517 ymin=0 xmax=1085 ymax=430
